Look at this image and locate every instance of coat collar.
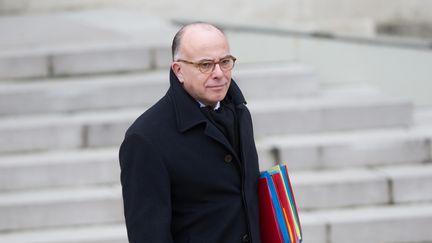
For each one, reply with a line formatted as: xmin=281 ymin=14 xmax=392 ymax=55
xmin=168 ymin=68 xmax=247 ymax=134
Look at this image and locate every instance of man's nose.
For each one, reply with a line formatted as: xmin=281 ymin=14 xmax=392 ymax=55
xmin=211 ymin=63 xmax=224 ymax=76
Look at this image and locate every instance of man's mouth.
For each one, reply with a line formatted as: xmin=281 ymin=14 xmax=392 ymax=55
xmin=207 ymin=83 xmax=226 ymax=89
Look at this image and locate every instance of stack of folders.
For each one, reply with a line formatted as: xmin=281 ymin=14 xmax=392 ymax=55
xmin=258 ymin=165 xmax=303 ymax=243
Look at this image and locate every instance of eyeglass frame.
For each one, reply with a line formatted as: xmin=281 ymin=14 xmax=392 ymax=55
xmin=175 ymin=55 xmax=237 ymax=74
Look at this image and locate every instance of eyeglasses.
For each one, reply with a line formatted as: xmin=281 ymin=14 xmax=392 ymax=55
xmin=176 ymin=55 xmax=237 ymax=74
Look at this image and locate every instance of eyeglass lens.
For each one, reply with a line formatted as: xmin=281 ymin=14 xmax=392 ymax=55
xmin=199 ymin=57 xmax=235 ymax=73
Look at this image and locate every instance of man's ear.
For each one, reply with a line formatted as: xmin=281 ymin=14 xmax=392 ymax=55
xmin=171 ymin=62 xmax=184 ymax=84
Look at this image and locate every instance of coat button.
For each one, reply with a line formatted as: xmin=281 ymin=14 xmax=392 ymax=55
xmin=242 ymin=234 xmax=250 ymax=242
xmin=224 ymin=154 xmax=233 ymax=163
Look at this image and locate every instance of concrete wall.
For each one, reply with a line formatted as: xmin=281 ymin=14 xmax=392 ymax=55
xmin=227 ymin=30 xmax=432 ymax=106
xmin=1 ymin=0 xmax=432 ymax=26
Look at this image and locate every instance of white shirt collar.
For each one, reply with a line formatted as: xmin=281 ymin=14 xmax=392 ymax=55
xmin=197 ymin=100 xmax=221 ymax=110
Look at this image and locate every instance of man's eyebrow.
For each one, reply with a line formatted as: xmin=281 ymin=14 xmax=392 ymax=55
xmin=197 ymin=58 xmax=214 ymax=62
xmin=198 ymin=55 xmax=232 ymax=62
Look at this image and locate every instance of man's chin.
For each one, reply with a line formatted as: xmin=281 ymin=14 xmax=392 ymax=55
xmin=213 ymin=93 xmax=228 ymax=102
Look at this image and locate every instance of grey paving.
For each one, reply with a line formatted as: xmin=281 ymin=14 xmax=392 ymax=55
xmin=316 ymin=204 xmax=432 ymax=243
xmin=52 ymin=45 xmax=153 ymax=76
xmin=0 ymin=186 xmax=123 ymax=231
xmin=250 ymin=95 xmax=413 ymax=136
xmin=0 ymin=224 xmax=127 ymax=243
xmin=0 ymin=54 xmax=48 ymax=80
xmin=0 ymin=109 xmax=139 ymax=154
xmin=0 ymin=73 xmax=166 ymax=116
xmin=262 ymin=127 xmax=432 ymax=170
xmin=0 ymin=115 xmax=83 ymax=154
xmin=300 ymin=203 xmax=432 ymax=243
xmin=234 ymin=62 xmax=320 ymax=99
xmin=378 ymin=164 xmax=432 ymax=204
xmin=291 ymin=168 xmax=390 ymax=210
xmin=298 ymin=214 xmax=327 ymax=243
xmin=0 ymin=148 xmax=119 ymax=192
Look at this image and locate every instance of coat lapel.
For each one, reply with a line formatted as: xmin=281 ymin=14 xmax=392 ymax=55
xmin=168 ymin=68 xmax=246 ymax=164
xmin=203 ymin=121 xmax=238 ymax=158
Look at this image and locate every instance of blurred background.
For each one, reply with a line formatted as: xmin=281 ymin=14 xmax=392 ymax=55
xmin=0 ymin=1 xmax=432 ymax=242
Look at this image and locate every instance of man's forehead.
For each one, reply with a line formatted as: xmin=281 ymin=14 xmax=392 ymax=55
xmin=180 ymin=26 xmax=228 ymax=54
xmin=181 ymin=24 xmax=225 ymax=43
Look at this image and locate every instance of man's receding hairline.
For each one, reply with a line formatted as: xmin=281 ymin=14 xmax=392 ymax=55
xmin=183 ymin=22 xmax=223 ymax=33
xmin=172 ymin=22 xmax=225 ymax=60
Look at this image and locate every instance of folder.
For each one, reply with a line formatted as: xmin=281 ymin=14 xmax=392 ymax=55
xmin=258 ymin=173 xmax=285 ymax=243
xmin=258 ymin=165 xmax=302 ymax=243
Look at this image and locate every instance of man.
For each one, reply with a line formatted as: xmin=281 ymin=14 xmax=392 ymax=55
xmin=119 ymin=22 xmax=261 ymax=243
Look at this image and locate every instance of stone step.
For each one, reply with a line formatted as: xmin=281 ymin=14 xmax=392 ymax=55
xmin=0 ymin=42 xmax=171 ymax=80
xmin=258 ymin=125 xmax=432 ymax=170
xmin=291 ymin=168 xmax=390 ymax=210
xmin=415 ymin=105 xmax=432 ymax=126
xmin=1 ymin=202 xmax=431 ymax=243
xmin=0 ymin=62 xmax=318 ymax=117
xmin=1 ymin=123 xmax=429 ymax=191
xmin=0 ymin=109 xmax=139 ymax=154
xmin=291 ymin=163 xmax=432 ymax=210
xmin=0 ymin=185 xmax=123 ymax=232
xmin=0 ymin=143 xmax=432 ymax=217
xmin=0 ymin=94 xmax=413 ymax=154
xmin=0 ymin=72 xmax=167 ymax=117
xmin=0 ymin=10 xmax=177 ymax=81
xmin=234 ymin=62 xmax=320 ymax=99
xmin=301 ymin=203 xmax=432 ymax=243
xmin=0 ymin=148 xmax=119 ymax=192
xmin=0 ymin=224 xmax=127 ymax=243
xmin=377 ymin=164 xmax=432 ymax=204
xmin=2 ymin=125 xmax=431 ymax=192
xmin=1 ymin=155 xmax=431 ymax=229
xmin=250 ymin=94 xmax=413 ymax=138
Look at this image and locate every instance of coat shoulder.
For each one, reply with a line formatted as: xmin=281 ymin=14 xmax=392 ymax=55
xmin=125 ymin=94 xmax=174 ymax=138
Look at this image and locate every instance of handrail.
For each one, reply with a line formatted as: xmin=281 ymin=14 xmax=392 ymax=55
xmin=172 ymin=20 xmax=432 ymax=51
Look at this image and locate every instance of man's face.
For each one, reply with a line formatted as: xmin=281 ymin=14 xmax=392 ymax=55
xmin=172 ymin=26 xmax=232 ymax=107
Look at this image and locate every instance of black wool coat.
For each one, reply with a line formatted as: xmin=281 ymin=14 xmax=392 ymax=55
xmin=119 ymin=69 xmax=261 ymax=243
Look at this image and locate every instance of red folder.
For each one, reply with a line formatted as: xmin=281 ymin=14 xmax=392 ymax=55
xmin=271 ymin=172 xmax=298 ymax=243
xmin=258 ymin=165 xmax=302 ymax=243
xmin=258 ymin=175 xmax=284 ymax=243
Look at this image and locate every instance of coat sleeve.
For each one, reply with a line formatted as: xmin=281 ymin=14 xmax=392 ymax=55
xmin=119 ymin=133 xmax=173 ymax=243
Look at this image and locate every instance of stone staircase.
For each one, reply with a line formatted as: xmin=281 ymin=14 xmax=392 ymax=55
xmin=1 ymin=10 xmax=432 ymax=243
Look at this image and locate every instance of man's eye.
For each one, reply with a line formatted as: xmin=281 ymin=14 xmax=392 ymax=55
xmin=220 ymin=59 xmax=231 ymax=66
xmin=199 ymin=62 xmax=214 ymax=69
